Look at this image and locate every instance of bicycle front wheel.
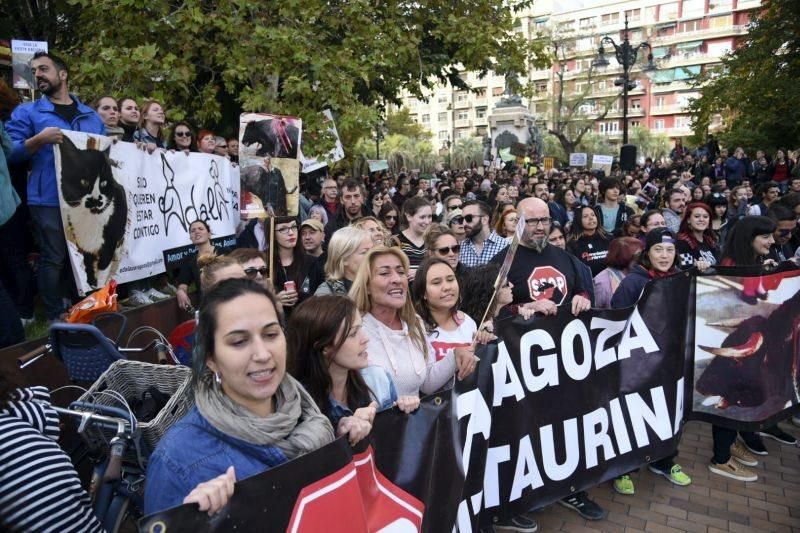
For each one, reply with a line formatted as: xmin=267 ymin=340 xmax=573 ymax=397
xmin=104 ymin=494 xmax=130 ymax=533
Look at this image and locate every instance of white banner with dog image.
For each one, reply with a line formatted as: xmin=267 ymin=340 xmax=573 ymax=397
xmin=54 ymin=130 xmax=240 ymax=295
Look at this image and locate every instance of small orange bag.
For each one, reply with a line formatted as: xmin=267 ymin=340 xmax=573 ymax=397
xmin=66 ymin=280 xmax=119 ymax=324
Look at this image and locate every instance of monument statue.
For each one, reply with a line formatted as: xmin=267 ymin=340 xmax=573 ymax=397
xmin=527 ymin=123 xmax=544 ymax=156
xmin=482 ymin=135 xmax=492 ymax=162
xmin=496 ymin=71 xmax=523 ymax=107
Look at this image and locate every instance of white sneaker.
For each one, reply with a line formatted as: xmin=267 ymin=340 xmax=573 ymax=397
xmin=20 ymin=317 xmax=35 ymax=327
xmin=146 ymin=287 xmax=170 ymax=301
xmin=129 ymin=290 xmax=154 ymax=306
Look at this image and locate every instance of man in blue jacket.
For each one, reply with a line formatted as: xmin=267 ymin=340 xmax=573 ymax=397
xmin=6 ymin=51 xmax=106 ymax=321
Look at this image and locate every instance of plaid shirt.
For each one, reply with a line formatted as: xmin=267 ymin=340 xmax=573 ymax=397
xmin=459 ymin=231 xmax=508 ymax=268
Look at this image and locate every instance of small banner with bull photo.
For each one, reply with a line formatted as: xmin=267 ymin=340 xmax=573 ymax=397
xmin=54 ymin=131 xmax=240 ymax=295
xmin=238 ymin=113 xmax=302 ymax=218
xmin=690 ymin=264 xmax=800 ymax=430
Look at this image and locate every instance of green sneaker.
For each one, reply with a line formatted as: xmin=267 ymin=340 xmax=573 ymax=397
xmin=649 ymin=464 xmax=692 ymax=486
xmin=613 ymin=474 xmax=635 ymax=495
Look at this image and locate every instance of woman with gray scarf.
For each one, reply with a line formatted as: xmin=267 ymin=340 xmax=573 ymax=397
xmin=144 ymin=279 xmax=338 ymax=515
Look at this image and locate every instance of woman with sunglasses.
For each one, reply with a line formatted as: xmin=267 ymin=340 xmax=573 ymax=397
xmin=315 ymin=227 xmax=374 ymax=296
xmin=444 ymin=208 xmax=466 ymax=243
xmin=267 ymin=217 xmax=324 ymax=318
xmin=170 ymin=121 xmax=196 ymax=153
xmin=378 ymin=202 xmax=400 ymax=235
xmin=424 ymin=225 xmax=466 ymax=276
xmin=228 ymin=248 xmax=272 ymax=291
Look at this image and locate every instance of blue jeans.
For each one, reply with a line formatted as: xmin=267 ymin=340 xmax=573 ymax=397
xmin=29 ymin=206 xmax=73 ymax=319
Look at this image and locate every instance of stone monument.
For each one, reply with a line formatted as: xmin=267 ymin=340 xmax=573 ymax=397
xmin=489 ymin=72 xmax=536 ymax=157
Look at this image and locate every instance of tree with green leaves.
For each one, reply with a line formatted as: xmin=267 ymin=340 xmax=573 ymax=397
xmin=687 ymin=0 xmax=800 ymax=153
xmin=63 ymin=0 xmax=545 ymax=161
xmin=451 ymin=137 xmax=483 ymax=170
xmin=539 ymin=29 xmax=617 ymax=157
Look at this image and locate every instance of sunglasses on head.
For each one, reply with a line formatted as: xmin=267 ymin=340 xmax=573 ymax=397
xmin=244 ymin=267 xmax=268 ymax=277
xmin=436 ymin=244 xmax=461 ymax=255
xmin=448 ymin=203 xmax=463 ymax=211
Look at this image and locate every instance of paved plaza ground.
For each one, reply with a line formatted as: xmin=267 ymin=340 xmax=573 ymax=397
xmin=533 ymin=420 xmax=800 ymax=532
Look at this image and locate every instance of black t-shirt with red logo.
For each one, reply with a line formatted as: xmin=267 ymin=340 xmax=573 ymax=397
xmin=490 ymin=243 xmax=587 ymax=307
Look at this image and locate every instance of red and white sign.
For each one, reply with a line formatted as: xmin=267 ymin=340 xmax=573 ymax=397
xmin=287 ymin=446 xmax=425 ymax=533
xmin=528 ymin=266 xmax=567 ymax=305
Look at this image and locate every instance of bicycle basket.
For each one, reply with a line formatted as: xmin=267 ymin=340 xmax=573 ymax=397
xmin=76 ymin=360 xmax=193 ymax=466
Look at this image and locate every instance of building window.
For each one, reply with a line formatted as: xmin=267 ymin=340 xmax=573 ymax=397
xmin=476 ymin=107 xmax=487 ymax=119
xmin=457 ymin=111 xmax=469 ymax=121
xmin=675 ymin=116 xmax=691 ymax=129
xmin=598 ymin=79 xmax=607 ymax=90
xmin=475 ymin=88 xmax=487 ymax=99
xmin=455 ymin=92 xmax=468 ymax=103
xmin=438 ymin=112 xmax=447 ymax=122
xmin=535 ymin=82 xmax=547 ymax=92
xmin=421 ymin=114 xmax=430 ymax=124
xmin=660 ymin=2 xmax=679 ymax=20
xmin=579 ymin=17 xmax=596 ymax=29
xmin=679 ymin=19 xmax=703 ymax=33
xmin=455 ymin=129 xmax=468 ymax=139
xmin=654 ymin=119 xmax=665 ymax=130
xmin=492 ymin=86 xmax=505 ymax=96
xmin=625 ymin=8 xmax=641 ymax=21
xmin=438 ymin=131 xmax=448 ymax=140
xmin=437 ymin=94 xmax=448 ymax=104
xmin=601 ymin=12 xmax=620 ymax=25
xmin=645 ymin=6 xmax=657 ymax=21
xmin=408 ymin=98 xmax=418 ymax=109
xmin=631 ymin=99 xmax=641 ymax=110
xmin=655 ymin=96 xmax=666 ymax=108
xmin=631 ymin=120 xmax=641 ymax=128
xmin=708 ymin=14 xmax=733 ymax=28
xmin=682 ymin=0 xmax=704 ymax=16
xmin=709 ymin=0 xmax=732 ymax=12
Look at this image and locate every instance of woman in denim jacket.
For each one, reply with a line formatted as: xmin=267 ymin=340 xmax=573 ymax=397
xmin=144 ymin=279 xmax=342 ymax=515
xmin=290 ymin=295 xmax=420 ymax=428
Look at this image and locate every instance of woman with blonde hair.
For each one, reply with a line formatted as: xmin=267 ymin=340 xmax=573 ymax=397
xmin=315 ymin=226 xmax=373 ymax=295
xmin=348 ymin=247 xmax=471 ymax=397
xmin=351 ymin=216 xmax=391 ymax=247
xmin=133 ymin=100 xmax=166 ymax=150
xmin=197 ymin=254 xmax=246 ymax=293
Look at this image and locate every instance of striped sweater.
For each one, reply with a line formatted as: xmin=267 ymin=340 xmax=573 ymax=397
xmin=0 ymin=386 xmax=103 ymax=532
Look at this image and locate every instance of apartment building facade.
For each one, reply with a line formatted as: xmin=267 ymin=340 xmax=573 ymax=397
xmin=399 ymin=0 xmax=759 ymax=150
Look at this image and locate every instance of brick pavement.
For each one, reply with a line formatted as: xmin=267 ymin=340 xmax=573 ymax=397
xmin=531 ymin=420 xmax=800 ymax=532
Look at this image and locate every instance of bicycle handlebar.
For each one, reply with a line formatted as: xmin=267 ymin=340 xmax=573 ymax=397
xmin=103 ymin=438 xmax=127 ymax=482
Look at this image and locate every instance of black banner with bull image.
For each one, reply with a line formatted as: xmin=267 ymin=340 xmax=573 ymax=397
xmin=140 ymin=268 xmax=799 ymax=532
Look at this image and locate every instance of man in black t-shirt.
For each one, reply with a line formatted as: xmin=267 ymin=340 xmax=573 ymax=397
xmin=489 ymin=197 xmax=605 ymax=522
xmin=491 ymin=197 xmax=591 ymax=317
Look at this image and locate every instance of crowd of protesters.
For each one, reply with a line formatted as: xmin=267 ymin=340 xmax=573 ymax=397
xmin=2 ymin=51 xmax=800 ymax=533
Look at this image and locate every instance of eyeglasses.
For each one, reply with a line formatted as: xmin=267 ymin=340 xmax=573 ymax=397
xmin=463 ymin=214 xmax=484 ymax=223
xmin=175 ymin=131 xmax=192 ymax=137
xmin=244 ymin=267 xmax=268 ymax=277
xmin=276 ymin=225 xmax=298 ymax=235
xmin=525 ymin=217 xmax=551 ymax=227
xmin=436 ymin=244 xmax=461 ymax=255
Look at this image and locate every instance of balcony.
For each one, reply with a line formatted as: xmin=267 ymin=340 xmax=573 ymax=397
xmin=650 ymin=104 xmax=687 ymax=115
xmin=658 ymin=52 xmax=720 ymax=68
xmin=606 ymin=108 xmax=646 ymax=118
xmin=453 ymin=98 xmax=470 ymax=109
xmin=649 ymin=25 xmax=748 ymax=46
xmin=455 ymin=118 xmax=472 ymax=128
xmin=529 ymin=69 xmax=551 ymax=81
xmin=650 ymin=80 xmax=695 ymax=93
xmin=474 ymin=115 xmax=488 ymax=126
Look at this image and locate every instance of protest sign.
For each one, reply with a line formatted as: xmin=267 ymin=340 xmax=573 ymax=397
xmin=569 ymin=153 xmax=587 ymax=167
xmin=300 ymin=109 xmax=345 ymax=173
xmin=139 ymin=268 xmax=800 ymax=532
xmin=54 ymin=131 xmax=239 ymax=295
xmin=367 ymin=160 xmax=389 ymax=172
xmin=11 ymin=39 xmax=48 ymax=89
xmin=542 ymin=157 xmax=555 ymax=172
xmin=591 ymin=154 xmax=614 ymax=174
xmin=239 ymin=113 xmax=302 ymax=218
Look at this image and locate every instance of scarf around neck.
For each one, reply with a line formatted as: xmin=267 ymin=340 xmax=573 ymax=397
xmin=195 ymin=372 xmax=334 ymax=459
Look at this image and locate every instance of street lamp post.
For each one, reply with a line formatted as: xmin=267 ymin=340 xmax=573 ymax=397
xmin=593 ymin=14 xmax=656 ymax=144
xmin=375 ymin=124 xmax=384 ymax=159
